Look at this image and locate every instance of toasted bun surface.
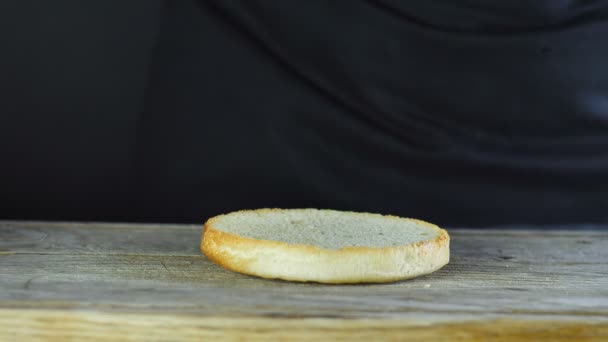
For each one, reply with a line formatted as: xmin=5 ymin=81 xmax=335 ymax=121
xmin=201 ymin=208 xmax=449 ymax=284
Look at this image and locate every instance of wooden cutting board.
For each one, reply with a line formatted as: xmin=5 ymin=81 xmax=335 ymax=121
xmin=1 ymin=221 xmax=607 ymax=341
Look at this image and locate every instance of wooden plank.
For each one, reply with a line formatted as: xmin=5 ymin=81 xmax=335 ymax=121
xmin=2 ymin=253 xmax=607 ymax=316
xmin=1 ymin=221 xmax=607 ymax=340
xmin=0 ymin=221 xmax=202 ymax=255
xmin=1 ymin=309 xmax=607 ymax=342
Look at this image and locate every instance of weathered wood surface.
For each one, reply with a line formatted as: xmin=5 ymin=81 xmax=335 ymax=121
xmin=1 ymin=221 xmax=607 ymax=341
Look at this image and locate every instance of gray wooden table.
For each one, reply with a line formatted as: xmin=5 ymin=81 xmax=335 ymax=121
xmin=1 ymin=221 xmax=607 ymax=341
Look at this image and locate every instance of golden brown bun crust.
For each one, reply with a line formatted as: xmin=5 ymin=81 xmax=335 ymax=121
xmin=201 ymin=208 xmax=450 ymax=284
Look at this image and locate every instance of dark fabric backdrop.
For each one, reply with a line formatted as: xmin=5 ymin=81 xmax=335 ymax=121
xmin=1 ymin=0 xmax=608 ymax=227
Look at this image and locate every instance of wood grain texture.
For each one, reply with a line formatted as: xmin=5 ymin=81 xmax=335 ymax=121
xmin=1 ymin=221 xmax=607 ymax=341
xmin=2 ymin=310 xmax=607 ymax=342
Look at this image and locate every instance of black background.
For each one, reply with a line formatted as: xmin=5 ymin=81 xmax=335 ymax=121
xmin=2 ymin=1 xmax=607 ymax=227
xmin=0 ymin=1 xmax=162 ymax=221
